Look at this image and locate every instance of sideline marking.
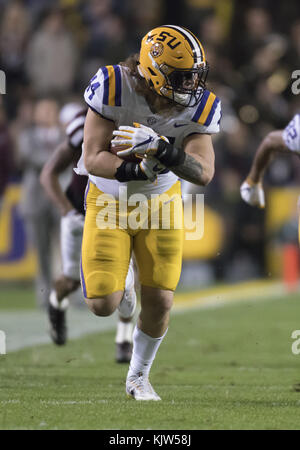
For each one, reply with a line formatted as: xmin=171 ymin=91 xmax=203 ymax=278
xmin=173 ymin=280 xmax=285 ymax=311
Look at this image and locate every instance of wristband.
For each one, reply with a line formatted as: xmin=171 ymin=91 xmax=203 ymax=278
xmin=155 ymin=139 xmax=186 ymax=167
xmin=115 ymin=161 xmax=148 ymax=182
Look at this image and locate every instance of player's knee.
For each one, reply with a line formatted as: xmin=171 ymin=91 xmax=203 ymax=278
xmin=154 ymin=295 xmax=173 ymax=317
xmin=141 ymin=289 xmax=173 ymax=319
xmin=82 ymin=270 xmax=120 ymax=301
xmin=85 ymin=296 xmax=119 ymax=317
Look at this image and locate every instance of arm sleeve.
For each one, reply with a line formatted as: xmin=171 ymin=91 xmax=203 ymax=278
xmin=282 ymin=114 xmax=300 ymax=152
xmin=65 ymin=114 xmax=85 ymax=150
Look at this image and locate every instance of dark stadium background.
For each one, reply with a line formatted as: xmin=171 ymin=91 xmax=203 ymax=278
xmin=0 ymin=0 xmax=300 ymax=298
xmin=2 ymin=0 xmax=300 ymax=433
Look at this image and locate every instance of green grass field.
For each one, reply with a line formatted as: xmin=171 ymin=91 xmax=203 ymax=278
xmin=1 ymin=287 xmax=300 ymax=430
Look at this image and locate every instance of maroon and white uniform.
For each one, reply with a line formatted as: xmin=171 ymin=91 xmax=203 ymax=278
xmin=60 ymin=108 xmax=87 ymax=280
xmin=60 ymin=106 xmax=135 ymax=286
xmin=65 ymin=108 xmax=88 ymax=216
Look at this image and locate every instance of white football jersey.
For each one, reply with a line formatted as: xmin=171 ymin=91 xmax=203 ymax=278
xmin=283 ymin=114 xmax=300 ymax=153
xmin=83 ymin=64 xmax=221 ymax=197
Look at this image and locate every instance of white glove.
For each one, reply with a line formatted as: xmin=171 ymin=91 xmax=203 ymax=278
xmin=139 ymin=156 xmax=166 ymax=183
xmin=112 ymin=122 xmax=169 ymax=158
xmin=240 ymin=179 xmax=265 ymax=208
xmin=62 ymin=209 xmax=85 ymax=235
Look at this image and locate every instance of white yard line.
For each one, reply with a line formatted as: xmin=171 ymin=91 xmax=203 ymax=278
xmin=0 ymin=308 xmax=118 ymax=352
xmin=0 ymin=280 xmax=288 ymax=353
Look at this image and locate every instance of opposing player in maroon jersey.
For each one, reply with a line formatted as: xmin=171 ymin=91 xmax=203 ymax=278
xmin=40 ymin=103 xmax=136 ymax=363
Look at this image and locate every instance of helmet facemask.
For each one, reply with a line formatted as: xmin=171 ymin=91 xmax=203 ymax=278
xmin=160 ymin=63 xmax=209 ymax=107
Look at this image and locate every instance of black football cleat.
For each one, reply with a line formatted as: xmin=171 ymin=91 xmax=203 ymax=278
xmin=116 ymin=341 xmax=133 ymax=363
xmin=48 ymin=303 xmax=67 ymax=346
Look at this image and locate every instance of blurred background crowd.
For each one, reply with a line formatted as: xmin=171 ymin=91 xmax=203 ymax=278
xmin=1 ymin=0 xmax=300 ymax=299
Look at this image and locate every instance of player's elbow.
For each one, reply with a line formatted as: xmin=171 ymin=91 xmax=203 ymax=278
xmin=201 ymin=165 xmax=215 ymax=186
xmin=84 ymin=152 xmax=95 ymax=175
xmin=40 ymin=165 xmax=50 ymax=188
xmin=264 ymin=131 xmax=283 ymax=152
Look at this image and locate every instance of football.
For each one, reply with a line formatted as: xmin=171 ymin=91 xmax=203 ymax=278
xmin=109 ymin=138 xmax=141 ymax=163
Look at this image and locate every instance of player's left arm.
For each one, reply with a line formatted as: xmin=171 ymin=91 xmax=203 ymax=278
xmin=240 ymin=130 xmax=289 ymax=209
xmin=40 ymin=140 xmax=78 ymax=216
xmin=246 ymin=130 xmax=287 ymax=184
xmin=171 ymin=133 xmax=215 ymax=186
xmin=241 ymin=114 xmax=300 ymax=208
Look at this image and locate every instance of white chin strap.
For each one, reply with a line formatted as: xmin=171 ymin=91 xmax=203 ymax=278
xmin=173 ymin=92 xmax=190 ymax=105
xmin=160 ymin=86 xmax=190 ymax=106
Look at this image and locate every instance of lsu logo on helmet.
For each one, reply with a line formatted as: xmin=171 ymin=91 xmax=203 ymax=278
xmin=139 ymin=25 xmax=209 ymax=107
xmin=150 ymin=42 xmax=164 ymax=58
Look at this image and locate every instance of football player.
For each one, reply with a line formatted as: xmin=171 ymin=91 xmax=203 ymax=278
xmin=79 ymin=25 xmax=221 ymax=400
xmin=40 ymin=103 xmax=137 ymax=363
xmin=240 ymin=114 xmax=300 ymax=222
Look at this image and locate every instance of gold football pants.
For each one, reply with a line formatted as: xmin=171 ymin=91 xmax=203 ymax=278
xmin=81 ymin=181 xmax=183 ymax=298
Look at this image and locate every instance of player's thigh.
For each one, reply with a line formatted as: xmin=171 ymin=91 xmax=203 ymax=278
xmin=134 ymin=184 xmax=183 ymax=291
xmin=81 ymin=190 xmax=132 ymax=299
xmin=134 ymin=227 xmax=183 ymax=291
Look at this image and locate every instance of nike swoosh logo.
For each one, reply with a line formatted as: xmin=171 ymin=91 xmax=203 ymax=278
xmin=174 ymin=123 xmax=188 ymax=128
xmin=133 ymin=135 xmax=154 ymax=149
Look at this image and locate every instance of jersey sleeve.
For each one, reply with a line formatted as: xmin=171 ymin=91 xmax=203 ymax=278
xmin=185 ymin=90 xmax=221 ymax=138
xmin=282 ymin=114 xmax=300 ymax=152
xmin=65 ymin=113 xmax=85 ymax=150
xmin=84 ymin=65 xmax=122 ymax=122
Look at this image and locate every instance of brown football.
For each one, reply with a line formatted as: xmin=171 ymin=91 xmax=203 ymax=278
xmin=109 ymin=138 xmax=141 ymax=163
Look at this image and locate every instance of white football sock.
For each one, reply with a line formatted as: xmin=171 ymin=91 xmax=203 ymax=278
xmin=115 ymin=320 xmax=134 ymax=344
xmin=128 ymin=325 xmax=168 ymax=378
xmin=49 ymin=290 xmax=69 ymax=311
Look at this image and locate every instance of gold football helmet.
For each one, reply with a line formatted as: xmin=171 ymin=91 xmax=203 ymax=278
xmin=139 ymin=25 xmax=209 ymax=107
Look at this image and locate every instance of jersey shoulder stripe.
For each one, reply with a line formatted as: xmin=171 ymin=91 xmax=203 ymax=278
xmin=192 ymin=90 xmax=220 ymax=126
xmin=101 ymin=65 xmax=122 ymax=107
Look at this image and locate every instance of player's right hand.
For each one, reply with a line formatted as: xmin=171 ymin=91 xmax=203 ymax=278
xmin=62 ymin=209 xmax=85 ymax=235
xmin=112 ymin=123 xmax=169 ymax=158
xmin=240 ymin=179 xmax=265 ymax=208
xmin=139 ymin=156 xmax=166 ymax=182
